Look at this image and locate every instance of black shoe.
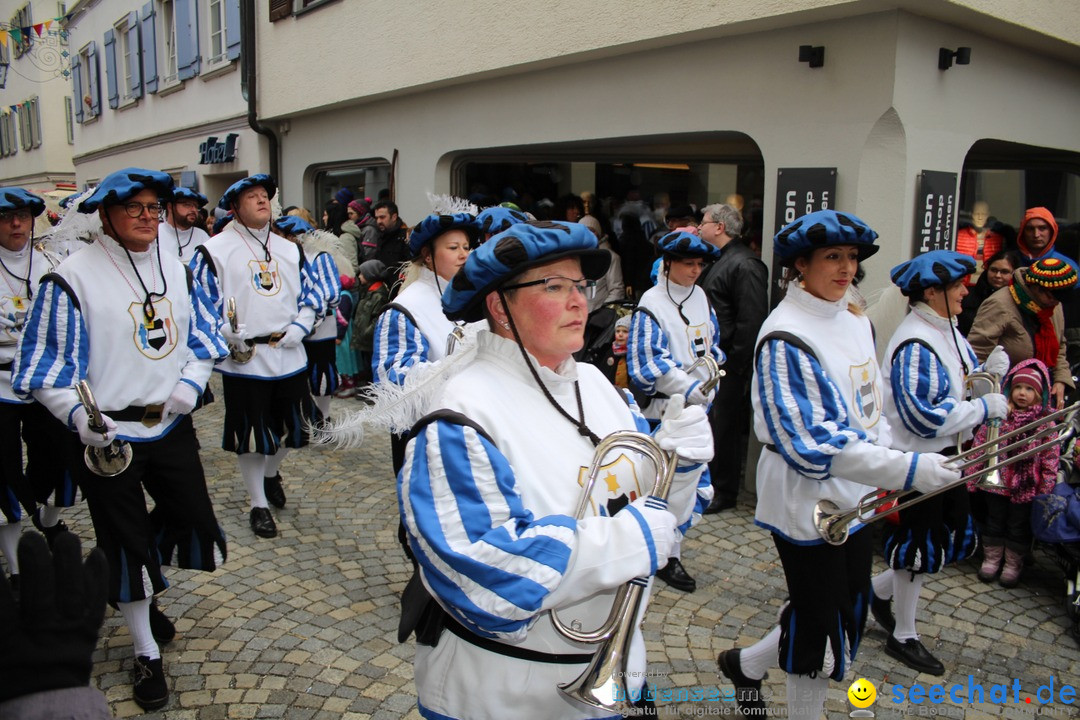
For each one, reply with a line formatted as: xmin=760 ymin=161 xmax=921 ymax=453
xmin=149 ymin=600 xmax=176 ymax=645
xmin=717 ymin=649 xmax=766 ymax=715
xmin=656 ymin=557 xmax=696 ymax=592
xmin=132 ymin=655 xmax=169 ymax=711
xmin=703 ymin=495 xmax=738 ymax=515
xmin=264 ymin=474 xmax=286 ymax=509
xmin=31 ymin=510 xmax=68 ymax=547
xmin=249 ymin=507 xmax=277 ymax=538
xmin=870 ymin=592 xmax=895 ymax=635
xmin=885 ymin=636 xmax=945 ymax=676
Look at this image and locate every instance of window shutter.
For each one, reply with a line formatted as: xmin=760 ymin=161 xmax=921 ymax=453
xmin=71 ymin=54 xmax=84 ymax=122
xmin=141 ymin=2 xmax=158 ymax=94
xmin=225 ymin=0 xmax=241 ymax=60
xmin=87 ymin=41 xmax=101 ymax=116
xmin=104 ymin=29 xmax=119 ymax=108
xmin=176 ymin=0 xmax=200 ymax=80
xmin=127 ymin=11 xmax=143 ymax=98
xmin=269 ymin=0 xmax=291 ymax=22
xmin=31 ymin=98 xmax=41 ymax=147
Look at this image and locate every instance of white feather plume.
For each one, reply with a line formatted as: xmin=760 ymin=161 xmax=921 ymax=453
xmin=427 ymin=192 xmax=478 ymax=216
xmin=37 ymin=186 xmax=101 ymax=262
xmin=301 ymin=228 xmax=353 ymax=281
xmin=318 ymin=325 xmax=480 ymax=448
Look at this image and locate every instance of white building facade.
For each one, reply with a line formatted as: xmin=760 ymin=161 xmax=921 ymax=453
xmin=254 ymin=0 xmax=1080 ymax=293
xmin=62 ymin=0 xmax=265 ymax=207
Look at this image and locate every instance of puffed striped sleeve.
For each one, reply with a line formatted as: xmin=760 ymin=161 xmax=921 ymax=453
xmin=709 ymin=307 xmax=727 ymax=366
xmin=188 ymin=247 xmax=222 ymax=317
xmin=890 ymin=341 xmax=986 ymax=440
xmin=400 ymin=416 xmax=666 ymax=640
xmin=178 ymin=280 xmax=229 ymax=393
xmin=627 ymin=309 xmax=694 ymax=398
xmin=296 ymin=254 xmax=325 ymax=321
xmin=373 ymin=307 xmax=429 ymax=386
xmin=756 ymin=337 xmax=866 ymax=480
xmin=12 ymin=277 xmax=88 ymax=396
xmin=309 ymin=251 xmax=342 ymax=315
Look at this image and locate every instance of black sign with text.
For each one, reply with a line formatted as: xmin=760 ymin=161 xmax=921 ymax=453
xmin=912 ymin=171 xmax=957 ymax=255
xmin=770 ymin=167 xmax=837 ymax=307
xmin=199 ymin=134 xmax=238 ymax=165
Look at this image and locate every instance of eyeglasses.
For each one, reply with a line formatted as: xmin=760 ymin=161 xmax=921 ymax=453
xmin=503 ymin=276 xmax=597 ymax=299
xmin=121 ymin=201 xmax=164 ymax=218
xmin=0 ymin=209 xmax=33 ymax=224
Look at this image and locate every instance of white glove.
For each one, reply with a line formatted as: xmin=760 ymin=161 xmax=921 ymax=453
xmin=72 ymin=405 xmax=118 ymax=448
xmin=685 ymin=382 xmax=715 ymax=407
xmin=618 ymin=495 xmax=677 ymax=574
xmin=983 ymin=345 xmax=1010 ymax=378
xmin=911 ymin=452 xmax=961 ymax=495
xmin=982 ymin=393 xmax=1008 ymax=421
xmin=221 ymin=321 xmax=250 ymax=346
xmin=654 ymin=394 xmax=713 ymax=464
xmin=274 ymin=323 xmax=307 ymax=349
xmin=0 ymin=314 xmax=17 ymax=330
xmin=162 ymin=381 xmax=200 ymax=417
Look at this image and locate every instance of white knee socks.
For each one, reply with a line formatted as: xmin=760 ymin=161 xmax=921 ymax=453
xmin=872 ymin=568 xmax=894 ymax=600
xmin=118 ymin=598 xmax=160 ymax=660
xmin=787 ymin=672 xmax=830 ymax=719
xmin=265 ymin=447 xmax=289 ymax=478
xmin=892 ymin=572 xmax=925 ymax=642
xmin=0 ymin=522 xmax=21 ymax=574
xmin=739 ymin=625 xmax=781 ymax=680
xmin=239 ymin=454 xmax=268 ymax=509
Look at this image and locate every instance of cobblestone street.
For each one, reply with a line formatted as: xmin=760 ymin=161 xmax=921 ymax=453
xmin=58 ymin=378 xmax=1080 ymax=719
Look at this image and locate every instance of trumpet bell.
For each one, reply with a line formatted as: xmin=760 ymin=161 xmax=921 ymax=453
xmin=84 ymin=442 xmax=133 ymax=478
xmin=813 ymin=498 xmax=849 ymax=546
xmin=975 ymin=467 xmax=1006 ymax=491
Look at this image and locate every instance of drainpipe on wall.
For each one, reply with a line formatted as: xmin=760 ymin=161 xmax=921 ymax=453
xmin=240 ymin=0 xmax=279 ymax=182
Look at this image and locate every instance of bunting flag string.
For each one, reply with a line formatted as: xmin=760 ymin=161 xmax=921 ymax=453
xmin=0 ymin=15 xmax=74 ymax=46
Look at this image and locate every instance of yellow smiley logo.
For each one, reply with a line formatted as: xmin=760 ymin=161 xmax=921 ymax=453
xmin=847 ymin=678 xmax=877 ymax=708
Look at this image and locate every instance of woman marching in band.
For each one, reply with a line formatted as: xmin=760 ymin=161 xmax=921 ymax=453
xmin=717 ymin=211 xmax=960 ymax=719
xmin=394 ymin=221 xmax=713 ymax=719
xmin=871 ymin=250 xmax=1009 ymax=675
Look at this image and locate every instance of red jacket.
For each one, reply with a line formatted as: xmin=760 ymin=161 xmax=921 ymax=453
xmin=954 ymin=225 xmax=1004 ymax=282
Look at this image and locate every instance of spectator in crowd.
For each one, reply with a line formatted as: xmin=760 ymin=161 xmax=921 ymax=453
xmin=556 ymin=194 xmax=585 ymax=222
xmin=1015 ymin=207 xmax=1073 ymax=269
xmin=698 ymin=203 xmax=769 ymax=513
xmin=346 ymin=199 xmax=379 ymax=264
xmin=957 ymin=249 xmax=1020 ymax=335
xmin=955 ymin=200 xmax=1005 ymax=285
xmin=619 ymin=214 xmax=655 ymax=302
xmin=580 ymin=214 xmax=625 ymax=313
xmin=372 ymin=200 xmax=410 ymax=268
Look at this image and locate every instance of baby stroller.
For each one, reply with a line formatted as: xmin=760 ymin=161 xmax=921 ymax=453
xmin=1031 ymin=432 xmax=1080 ymax=647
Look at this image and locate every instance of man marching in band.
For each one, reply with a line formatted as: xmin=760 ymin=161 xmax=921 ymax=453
xmin=158 ymin=187 xmax=211 ymax=261
xmin=191 ymin=174 xmax=324 ymax=539
xmin=873 ymin=249 xmax=1009 ymax=674
xmin=0 ymin=188 xmax=79 ymax=577
xmin=13 ymin=168 xmax=229 ymax=711
xmin=627 ymin=230 xmax=723 ymax=593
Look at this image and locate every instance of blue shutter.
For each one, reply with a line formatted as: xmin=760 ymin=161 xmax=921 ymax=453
xmin=104 ymin=29 xmax=119 ymax=109
xmin=176 ymin=0 xmax=200 ymax=80
xmin=71 ymin=54 xmax=84 ymax=123
xmin=141 ymin=2 xmax=158 ymax=94
xmin=127 ymin=11 xmax=143 ymax=99
xmin=87 ymin=41 xmax=101 ymax=117
xmin=225 ymin=0 xmax=241 ymax=61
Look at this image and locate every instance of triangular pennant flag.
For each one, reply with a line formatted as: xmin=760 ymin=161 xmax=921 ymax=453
xmin=10 ymin=105 xmax=18 ymax=114
xmin=10 ymin=28 xmax=21 ymax=44
xmin=34 ymin=23 xmax=44 ymax=36
xmin=0 ymin=31 xmax=7 ymax=47
xmin=44 ymin=20 xmax=53 ymax=31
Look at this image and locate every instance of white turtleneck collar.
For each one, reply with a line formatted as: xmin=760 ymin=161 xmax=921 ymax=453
xmin=786 ymin=282 xmax=848 ymax=318
xmin=97 ymin=231 xmax=157 ymax=262
xmin=476 ymin=329 xmax=579 ymax=387
xmin=911 ymin=301 xmax=956 ymax=330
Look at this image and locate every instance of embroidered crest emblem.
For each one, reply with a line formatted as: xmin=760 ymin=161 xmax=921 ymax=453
xmin=849 ymin=360 xmax=881 ymax=428
xmin=577 ymin=453 xmax=647 ymax=517
xmin=127 ymin=297 xmax=178 ymax=359
xmin=248 ymin=259 xmax=281 ymax=296
xmin=686 ymin=322 xmax=709 ymax=358
xmin=0 ymin=294 xmax=26 ymax=346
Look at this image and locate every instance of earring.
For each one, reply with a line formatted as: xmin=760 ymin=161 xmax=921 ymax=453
xmin=500 ymin=320 xmax=510 ymax=330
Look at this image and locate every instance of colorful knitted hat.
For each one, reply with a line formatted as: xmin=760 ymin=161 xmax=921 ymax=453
xmin=1010 ymin=365 xmax=1044 ymax=394
xmin=1023 ymin=257 xmax=1077 ymax=295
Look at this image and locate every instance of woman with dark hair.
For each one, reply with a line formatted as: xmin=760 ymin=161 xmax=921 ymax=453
xmin=957 ymin=249 xmax=1020 ymax=335
xmin=323 ymin=201 xmax=348 ymax=237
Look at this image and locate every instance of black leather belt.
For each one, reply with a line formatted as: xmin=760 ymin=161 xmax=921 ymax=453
xmin=106 ymin=404 xmax=165 ymax=426
xmin=251 ymin=332 xmax=286 ymax=345
xmin=443 ymin=616 xmax=592 ymax=665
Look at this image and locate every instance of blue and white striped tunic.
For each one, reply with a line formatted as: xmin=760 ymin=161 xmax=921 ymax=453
xmin=13 ymin=236 xmax=227 ymax=441
xmin=305 ymin=251 xmax=342 ymax=342
xmin=402 ymin=331 xmax=709 ymax=720
xmin=372 ymin=267 xmax=453 ymax=386
xmin=883 ymin=304 xmax=986 ymax=452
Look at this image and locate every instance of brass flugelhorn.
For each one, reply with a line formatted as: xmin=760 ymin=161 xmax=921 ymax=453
xmin=445 ymin=322 xmax=466 ymax=356
xmin=813 ymin=401 xmax=1080 ymax=545
xmin=966 ymin=371 xmax=1006 ymax=491
xmin=74 ymin=380 xmax=133 ymax=477
xmin=550 ymin=431 xmax=677 ymax=714
xmin=226 ymin=297 xmax=255 ymax=363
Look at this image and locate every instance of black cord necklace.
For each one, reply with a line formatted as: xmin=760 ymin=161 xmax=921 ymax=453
xmin=499 ymin=290 xmax=602 ymax=446
xmin=664 ymin=269 xmax=692 ymax=325
xmin=173 ymin=221 xmax=195 ymax=258
xmin=104 ymin=214 xmax=167 ymax=321
xmin=0 ymin=235 xmax=34 ymax=301
xmin=242 ymin=222 xmax=272 ymax=262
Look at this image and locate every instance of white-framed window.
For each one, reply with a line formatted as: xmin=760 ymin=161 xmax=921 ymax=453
xmin=18 ymin=103 xmax=31 ymax=151
xmin=160 ymin=0 xmax=179 ymax=85
xmin=65 ymin=96 xmax=74 ymax=144
xmin=77 ymin=42 xmax=101 ymax=120
xmin=208 ymin=0 xmax=226 ymax=64
xmin=119 ymin=19 xmax=134 ymax=99
xmin=11 ymin=4 xmax=32 ymax=58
